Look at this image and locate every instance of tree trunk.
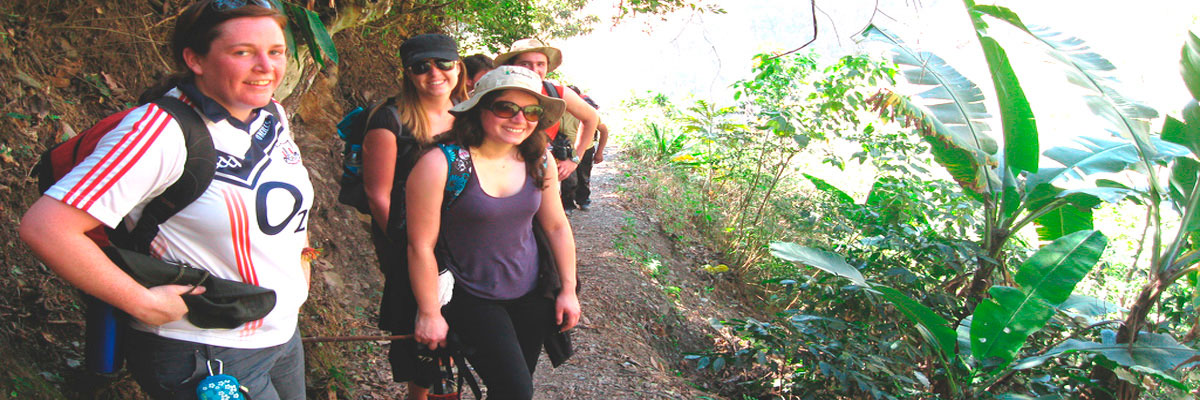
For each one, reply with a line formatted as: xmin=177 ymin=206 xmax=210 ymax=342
xmin=1084 ymin=281 xmax=1166 ymax=400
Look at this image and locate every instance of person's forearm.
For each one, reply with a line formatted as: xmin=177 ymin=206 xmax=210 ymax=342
xmin=408 ymin=246 xmax=442 ymax=315
xmin=20 ymin=199 xmax=154 ymax=317
xmin=575 ymin=119 xmax=596 ymax=156
xmin=547 ymin=224 xmax=578 ymax=294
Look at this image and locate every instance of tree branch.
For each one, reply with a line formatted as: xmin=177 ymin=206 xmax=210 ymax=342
xmin=769 ymin=0 xmax=817 ymax=59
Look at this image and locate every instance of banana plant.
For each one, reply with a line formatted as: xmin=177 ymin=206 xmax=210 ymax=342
xmin=859 ymin=1 xmax=1172 ymax=314
xmin=771 ymin=229 xmax=1106 ymax=397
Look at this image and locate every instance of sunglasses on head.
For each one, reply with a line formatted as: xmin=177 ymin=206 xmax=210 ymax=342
xmin=212 ymin=0 xmax=274 ymax=11
xmin=407 ymin=59 xmax=457 ymax=75
xmin=488 ymin=101 xmax=545 ymax=122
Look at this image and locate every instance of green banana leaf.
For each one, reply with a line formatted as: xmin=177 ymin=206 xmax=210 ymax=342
xmin=1013 ymin=330 xmax=1199 ymax=390
xmin=970 ymin=230 xmax=1106 ymax=368
xmin=976 ymin=6 xmax=1159 ymax=164
xmin=1027 ymin=135 xmax=1191 ymax=189
xmin=876 ymin=285 xmax=958 ymax=363
xmin=1033 ymin=205 xmax=1093 ymax=242
xmin=861 ymin=25 xmax=999 ymax=196
xmin=769 ymin=242 xmax=867 ymax=287
xmin=1015 ymin=230 xmax=1107 ymax=304
xmin=1182 ymin=31 xmax=1200 ymax=101
xmin=1164 ymin=101 xmax=1200 ymax=231
xmin=971 ymin=286 xmax=1055 ymax=368
xmin=964 ymin=4 xmax=1039 ymax=174
xmin=978 ymin=34 xmax=1039 ymax=175
xmin=802 ymin=173 xmax=855 ymax=207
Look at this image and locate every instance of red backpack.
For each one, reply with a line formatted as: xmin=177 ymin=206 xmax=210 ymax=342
xmin=29 ymin=97 xmax=213 ymax=252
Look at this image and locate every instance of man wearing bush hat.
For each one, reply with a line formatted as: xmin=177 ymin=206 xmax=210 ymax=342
xmin=496 ymin=38 xmax=599 ymax=188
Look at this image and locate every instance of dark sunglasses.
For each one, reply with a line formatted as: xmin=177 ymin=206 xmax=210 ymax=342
xmin=407 ymin=59 xmax=457 ymax=75
xmin=489 ymin=101 xmax=545 ymax=122
xmin=212 ymin=0 xmax=274 ymax=11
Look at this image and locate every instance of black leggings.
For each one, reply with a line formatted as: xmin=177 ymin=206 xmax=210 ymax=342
xmin=444 ymin=288 xmax=552 ymax=400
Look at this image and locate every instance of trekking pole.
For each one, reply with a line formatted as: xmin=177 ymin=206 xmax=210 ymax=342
xmin=301 ymin=334 xmax=413 ymax=344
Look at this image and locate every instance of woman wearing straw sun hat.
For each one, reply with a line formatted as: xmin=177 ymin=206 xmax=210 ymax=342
xmin=406 ymin=65 xmax=580 ymax=399
xmin=495 ymin=38 xmax=599 ymax=183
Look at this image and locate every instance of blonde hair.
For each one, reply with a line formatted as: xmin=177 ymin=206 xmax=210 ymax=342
xmin=396 ymin=60 xmax=469 ymax=143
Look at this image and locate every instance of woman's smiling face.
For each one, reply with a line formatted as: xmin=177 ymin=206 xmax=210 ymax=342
xmin=482 ymin=89 xmax=540 ymax=146
xmin=185 ymin=16 xmax=286 ymax=121
xmin=410 ymin=59 xmax=460 ymax=98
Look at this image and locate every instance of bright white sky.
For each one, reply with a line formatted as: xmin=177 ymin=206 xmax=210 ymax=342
xmin=553 ymin=0 xmax=1199 ymax=115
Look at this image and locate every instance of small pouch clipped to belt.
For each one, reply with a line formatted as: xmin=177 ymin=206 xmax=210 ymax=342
xmin=102 ymin=246 xmax=277 ymax=329
xmin=196 ymin=359 xmax=252 ymax=400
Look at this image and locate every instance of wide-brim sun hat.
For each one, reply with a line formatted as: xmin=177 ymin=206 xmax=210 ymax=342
xmin=493 ymin=38 xmax=563 ymax=73
xmin=451 ymin=66 xmax=565 ymax=125
xmin=399 ymin=33 xmax=460 ymax=68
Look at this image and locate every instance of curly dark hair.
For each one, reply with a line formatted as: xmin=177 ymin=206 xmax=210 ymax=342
xmin=439 ymin=90 xmax=552 ymax=189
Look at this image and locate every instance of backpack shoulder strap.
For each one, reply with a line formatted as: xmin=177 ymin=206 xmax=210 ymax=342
xmin=542 ymin=80 xmax=561 ymax=99
xmin=112 ymin=97 xmax=214 ymax=252
xmin=436 ymin=143 xmax=473 ymax=210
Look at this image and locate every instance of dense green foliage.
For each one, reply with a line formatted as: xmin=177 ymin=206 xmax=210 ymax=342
xmin=618 ymin=4 xmax=1200 ymax=399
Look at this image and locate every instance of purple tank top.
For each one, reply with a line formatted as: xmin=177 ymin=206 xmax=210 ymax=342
xmin=439 ymin=167 xmax=541 ymax=300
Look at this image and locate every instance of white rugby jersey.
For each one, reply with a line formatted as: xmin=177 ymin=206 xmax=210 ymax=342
xmin=45 ymin=87 xmax=313 ymax=349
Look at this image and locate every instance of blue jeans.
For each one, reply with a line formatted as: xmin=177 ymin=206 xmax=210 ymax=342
xmin=124 ymin=327 xmax=305 ymax=400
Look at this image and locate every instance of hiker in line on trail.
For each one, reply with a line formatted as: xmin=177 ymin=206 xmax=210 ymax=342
xmin=494 ymin=38 xmax=599 ymax=183
xmin=361 ymin=33 xmax=468 ymax=400
xmin=558 ymin=85 xmax=609 ymax=212
xmin=462 ymin=53 xmax=495 ymax=92
xmin=407 ymin=66 xmax=581 ymax=399
xmin=19 ymin=1 xmax=312 ymax=398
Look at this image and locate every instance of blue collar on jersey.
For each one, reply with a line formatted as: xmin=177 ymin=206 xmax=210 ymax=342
xmin=179 ymin=81 xmax=267 ymax=133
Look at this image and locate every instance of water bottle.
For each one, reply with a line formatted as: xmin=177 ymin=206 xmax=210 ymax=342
xmin=344 ymin=144 xmax=362 ymax=177
xmin=83 ymin=296 xmax=123 ymax=375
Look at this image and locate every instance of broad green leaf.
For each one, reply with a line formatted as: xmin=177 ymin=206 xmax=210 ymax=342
xmin=1017 ymin=331 xmax=1200 ymax=377
xmin=876 ymin=286 xmax=958 ymax=362
xmin=1162 ymin=101 xmax=1200 ymax=156
xmin=1165 ymin=102 xmax=1200 ymax=230
xmin=861 ymin=25 xmax=999 ymax=195
xmin=971 ymin=286 xmax=1056 ymax=368
xmin=803 ymin=174 xmax=855 ymax=206
xmin=1170 ymin=157 xmax=1200 ymax=232
xmin=1034 ymin=205 xmax=1093 ymax=242
xmin=303 ymin=7 xmax=339 ymax=65
xmin=769 ymin=243 xmax=867 ymax=287
xmin=1057 ymin=294 xmax=1124 ymax=320
xmin=1183 ymin=31 xmax=1200 ymax=101
xmin=979 ymin=35 xmax=1039 ymax=174
xmin=1015 ymin=230 xmax=1107 ymax=304
xmin=1028 ymin=135 xmax=1191 ymax=188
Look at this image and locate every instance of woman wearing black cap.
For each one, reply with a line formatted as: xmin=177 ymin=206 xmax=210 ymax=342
xmin=360 ymin=33 xmax=468 ymax=399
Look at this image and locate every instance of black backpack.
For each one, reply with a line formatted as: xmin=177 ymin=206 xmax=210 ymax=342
xmin=336 ymin=98 xmax=417 ymax=214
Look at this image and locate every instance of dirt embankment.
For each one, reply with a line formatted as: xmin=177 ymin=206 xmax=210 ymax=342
xmin=0 ymin=3 xmax=757 ymax=398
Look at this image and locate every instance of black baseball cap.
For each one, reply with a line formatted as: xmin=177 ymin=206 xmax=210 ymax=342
xmin=399 ymin=33 xmax=460 ymax=68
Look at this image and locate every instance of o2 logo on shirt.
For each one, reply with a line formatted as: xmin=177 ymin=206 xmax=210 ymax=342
xmin=256 ymin=182 xmax=308 ymax=235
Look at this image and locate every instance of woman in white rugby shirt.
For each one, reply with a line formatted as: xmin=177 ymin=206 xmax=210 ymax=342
xmin=19 ymin=1 xmax=311 ymax=399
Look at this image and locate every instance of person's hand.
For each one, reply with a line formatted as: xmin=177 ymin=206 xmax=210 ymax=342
xmin=414 ymin=310 xmax=449 ymax=350
xmin=131 ymin=284 xmax=206 ymax=326
xmin=557 ymin=160 xmax=578 ymax=181
xmin=555 ymin=291 xmax=581 ymax=332
xmin=593 ymin=149 xmax=604 ymax=164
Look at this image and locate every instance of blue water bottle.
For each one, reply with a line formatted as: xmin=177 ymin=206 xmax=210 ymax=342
xmin=83 ymin=295 xmax=123 ymax=375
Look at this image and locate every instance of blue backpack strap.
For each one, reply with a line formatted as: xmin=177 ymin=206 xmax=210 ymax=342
xmin=437 ymin=143 xmax=473 ymax=209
